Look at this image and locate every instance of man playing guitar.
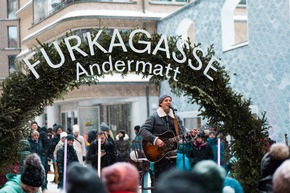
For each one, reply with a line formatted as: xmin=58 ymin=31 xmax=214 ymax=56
xmin=140 ymin=94 xmax=186 ymax=183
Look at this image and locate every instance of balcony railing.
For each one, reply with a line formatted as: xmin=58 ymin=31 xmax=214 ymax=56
xmin=33 ymin=0 xmax=132 ymax=24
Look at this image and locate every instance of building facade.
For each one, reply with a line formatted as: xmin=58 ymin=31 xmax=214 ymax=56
xmin=158 ymin=0 xmax=289 ymax=142
xmin=0 ymin=0 xmax=20 ymax=80
xmin=12 ymin=0 xmax=191 ymax=138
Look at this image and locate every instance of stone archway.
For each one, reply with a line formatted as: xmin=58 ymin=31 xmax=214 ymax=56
xmin=0 ymin=29 xmax=267 ymax=192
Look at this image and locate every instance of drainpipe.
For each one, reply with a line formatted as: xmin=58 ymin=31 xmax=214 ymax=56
xmin=146 ymin=85 xmax=149 ymax=117
xmin=142 ymin=0 xmax=145 ymax=14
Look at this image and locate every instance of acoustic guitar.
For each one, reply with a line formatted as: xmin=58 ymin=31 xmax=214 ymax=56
xmin=142 ymin=130 xmax=190 ymax=163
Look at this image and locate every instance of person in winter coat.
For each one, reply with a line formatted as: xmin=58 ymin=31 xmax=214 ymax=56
xmin=176 ymin=139 xmax=191 ymax=171
xmin=192 ymin=160 xmax=226 ymax=193
xmin=0 ymin=153 xmax=45 ymax=193
xmin=272 ymin=159 xmax=290 ymax=193
xmin=115 ymin=130 xmax=130 ymax=162
xmin=29 ymin=122 xmax=49 ymax=187
xmin=223 ymin=177 xmax=244 ymax=193
xmin=140 ymin=94 xmax=185 ymax=182
xmin=86 ymin=131 xmax=117 ymax=171
xmin=154 ymin=168 xmax=209 ymax=193
xmin=57 ymin=134 xmax=79 ymax=190
xmin=86 ymin=130 xmax=98 ymax=150
xmin=52 ymin=131 xmax=67 ymax=185
xmin=72 ymin=125 xmax=86 ymax=164
xmin=207 ymin=131 xmax=225 ymax=166
xmin=66 ymin=162 xmax=106 ymax=193
xmin=130 ymin=125 xmax=142 ymax=150
xmin=48 ymin=124 xmax=63 ymax=183
xmin=186 ymin=131 xmax=214 ymax=167
xmin=27 ymin=131 xmax=47 ymax=191
xmin=261 ymin=130 xmax=276 ymax=155
xmin=53 ymin=132 xmax=68 ymax=161
xmin=100 ymin=123 xmax=115 ymax=146
xmin=130 ymin=125 xmax=146 ymax=160
xmin=18 ymin=139 xmax=31 ymax=174
xmin=48 ymin=125 xmax=63 ymax=159
xmin=259 ymin=143 xmax=290 ymax=193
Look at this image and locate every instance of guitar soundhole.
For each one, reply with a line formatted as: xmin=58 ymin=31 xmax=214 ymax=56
xmin=160 ymin=140 xmax=177 ymax=152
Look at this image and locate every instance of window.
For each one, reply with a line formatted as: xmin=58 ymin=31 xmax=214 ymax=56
xmin=175 ymin=18 xmax=195 ymax=45
xmin=234 ymin=0 xmax=248 ymax=45
xmin=8 ymin=26 xmax=18 ymax=48
xmin=33 ymin=0 xmax=47 ymax=22
xmin=239 ymin=0 xmax=246 ymax=5
xmin=61 ymin=111 xmax=79 ymax=132
xmin=177 ymin=111 xmax=204 ymax=130
xmin=7 ymin=0 xmax=17 ymax=19
xmin=8 ymin=55 xmax=16 ymax=73
xmin=221 ymin=0 xmax=248 ymax=51
xmin=105 ymin=103 xmax=131 ymax=136
xmin=183 ymin=117 xmax=201 ymax=129
xmin=71 ymin=103 xmax=131 ymax=136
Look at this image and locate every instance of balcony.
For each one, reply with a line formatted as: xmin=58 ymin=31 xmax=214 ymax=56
xmin=33 ymin=0 xmax=134 ymax=24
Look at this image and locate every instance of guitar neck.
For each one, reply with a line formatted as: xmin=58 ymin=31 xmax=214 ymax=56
xmin=169 ymin=131 xmax=191 ymax=143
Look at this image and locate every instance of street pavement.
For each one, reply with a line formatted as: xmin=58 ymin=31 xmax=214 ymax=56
xmin=46 ymin=173 xmax=59 ymax=192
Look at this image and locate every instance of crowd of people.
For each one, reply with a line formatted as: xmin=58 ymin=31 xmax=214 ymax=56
xmin=0 ymin=94 xmax=289 ymax=193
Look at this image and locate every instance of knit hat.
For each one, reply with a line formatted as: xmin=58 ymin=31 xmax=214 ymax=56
xmin=52 ymin=124 xmax=63 ymax=132
xmin=66 ymin=134 xmax=74 ymax=141
xmin=100 ymin=123 xmax=110 ymax=131
xmin=192 ymin=160 xmax=226 ymax=193
xmin=66 ymin=162 xmax=106 ymax=193
xmin=158 ymin=94 xmax=172 ymax=105
xmin=134 ymin=125 xmax=140 ymax=132
xmin=155 ymin=169 xmax=210 ymax=193
xmin=60 ymin=132 xmax=68 ymax=139
xmin=197 ymin=130 xmax=206 ymax=139
xmin=73 ymin=125 xmax=80 ymax=133
xmin=101 ymin=162 xmax=139 ymax=193
xmin=223 ymin=177 xmax=244 ymax=193
xmin=209 ymin=131 xmax=216 ymax=136
xmin=272 ymin=159 xmax=290 ymax=193
xmin=260 ymin=143 xmax=290 ymax=178
xmin=21 ymin=153 xmax=45 ymax=187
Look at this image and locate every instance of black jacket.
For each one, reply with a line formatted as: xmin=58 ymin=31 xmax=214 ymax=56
xmin=186 ymin=141 xmax=214 ymax=167
xmin=115 ymin=138 xmax=130 ymax=162
xmin=86 ymin=139 xmax=117 ymax=170
xmin=57 ymin=144 xmax=79 ymax=177
xmin=48 ymin=134 xmax=60 ymax=159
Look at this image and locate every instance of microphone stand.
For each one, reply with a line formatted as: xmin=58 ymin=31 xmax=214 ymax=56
xmin=182 ymin=132 xmax=185 ymax=171
xmin=171 ymin=108 xmax=185 ymax=171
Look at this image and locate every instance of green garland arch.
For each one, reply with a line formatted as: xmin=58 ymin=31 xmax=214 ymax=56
xmin=0 ymin=29 xmax=268 ymax=192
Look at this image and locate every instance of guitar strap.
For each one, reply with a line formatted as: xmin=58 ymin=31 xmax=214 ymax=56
xmin=173 ymin=115 xmax=179 ymax=136
xmin=74 ymin=136 xmax=82 ymax=145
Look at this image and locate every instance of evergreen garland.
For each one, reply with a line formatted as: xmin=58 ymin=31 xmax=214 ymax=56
xmin=0 ymin=30 xmax=267 ymax=192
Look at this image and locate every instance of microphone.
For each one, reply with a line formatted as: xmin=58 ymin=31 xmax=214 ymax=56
xmin=169 ymin=106 xmax=177 ymax=111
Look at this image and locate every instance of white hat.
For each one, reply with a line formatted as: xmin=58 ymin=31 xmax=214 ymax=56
xmin=60 ymin=132 xmax=68 ymax=139
xmin=73 ymin=125 xmax=80 ymax=133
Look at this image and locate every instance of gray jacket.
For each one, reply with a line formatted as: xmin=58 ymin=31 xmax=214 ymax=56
xmin=140 ymin=108 xmax=185 ymax=145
